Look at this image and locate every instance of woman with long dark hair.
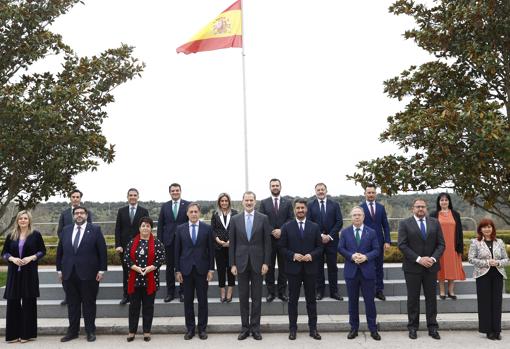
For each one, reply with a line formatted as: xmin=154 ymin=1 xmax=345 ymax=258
xmin=430 ymin=193 xmax=465 ymax=299
xmin=2 ymin=210 xmax=46 ymax=343
xmin=468 ymin=219 xmax=509 ymax=340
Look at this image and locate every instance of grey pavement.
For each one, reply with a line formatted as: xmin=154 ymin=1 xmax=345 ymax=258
xmin=4 ymin=331 xmax=509 ymax=348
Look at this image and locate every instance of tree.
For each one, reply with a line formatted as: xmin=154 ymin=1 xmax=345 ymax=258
xmin=0 ymin=0 xmax=144 ymax=234
xmin=348 ymin=0 xmax=510 ymax=223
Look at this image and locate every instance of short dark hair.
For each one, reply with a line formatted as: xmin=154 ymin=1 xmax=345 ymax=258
xmin=364 ymin=183 xmax=377 ymax=190
xmin=127 ymin=188 xmax=139 ymax=196
xmin=139 ymin=216 xmax=153 ymax=228
xmin=72 ymin=206 xmax=88 ymax=214
xmin=70 ymin=189 xmax=83 ymax=198
xmin=187 ymin=202 xmax=201 ymax=211
xmin=269 ymin=178 xmax=281 ymax=186
xmin=293 ymin=198 xmax=308 ymax=207
xmin=169 ymin=183 xmax=181 ymax=192
xmin=243 ymin=191 xmax=256 ymax=200
xmin=412 ymin=198 xmax=427 ymax=206
xmin=315 ymin=182 xmax=327 ymax=190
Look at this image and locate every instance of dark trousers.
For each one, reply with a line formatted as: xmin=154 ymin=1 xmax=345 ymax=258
xmin=5 ymin=297 xmax=37 ymax=341
xmin=404 ymin=271 xmax=438 ymax=331
xmin=128 ymin=287 xmax=156 ymax=333
xmin=375 ymin=245 xmax=385 ymax=292
xmin=476 ymin=267 xmax=503 ymax=334
xmin=183 ymin=266 xmax=209 ymax=333
xmin=63 ymin=268 xmax=99 ymax=335
xmin=265 ymin=241 xmax=287 ymax=296
xmin=346 ymin=270 xmax=377 ymax=332
xmin=165 ymin=243 xmax=182 ymax=296
xmin=316 ymin=249 xmax=338 ymax=295
xmin=238 ymin=262 xmax=263 ymax=332
xmin=121 ymin=251 xmax=128 ymax=298
xmin=215 ymin=247 xmax=235 ymax=287
xmin=288 ymin=271 xmax=317 ymax=332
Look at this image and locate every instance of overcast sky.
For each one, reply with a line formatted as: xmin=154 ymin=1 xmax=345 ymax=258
xmin=44 ymin=0 xmax=432 ymax=203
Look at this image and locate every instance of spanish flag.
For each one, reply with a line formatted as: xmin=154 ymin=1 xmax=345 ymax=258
xmin=176 ymin=0 xmax=242 ymax=54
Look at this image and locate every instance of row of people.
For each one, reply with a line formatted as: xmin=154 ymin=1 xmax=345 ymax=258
xmin=2 ymin=188 xmax=508 ymax=343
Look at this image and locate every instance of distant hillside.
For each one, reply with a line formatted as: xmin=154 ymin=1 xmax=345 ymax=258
xmin=1 ymin=193 xmax=507 ymax=236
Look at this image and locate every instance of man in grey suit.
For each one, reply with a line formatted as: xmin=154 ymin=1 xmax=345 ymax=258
xmin=230 ymin=191 xmax=272 ymax=341
xmin=398 ymin=198 xmax=445 ymax=340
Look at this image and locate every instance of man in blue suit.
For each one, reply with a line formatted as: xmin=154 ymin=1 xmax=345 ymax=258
xmin=280 ymin=198 xmax=323 ymax=340
xmin=157 ymin=183 xmax=190 ymax=302
xmin=360 ymin=184 xmax=391 ymax=300
xmin=56 ymin=206 xmax=107 ymax=343
xmin=175 ymin=203 xmax=215 ymax=340
xmin=306 ymin=183 xmax=343 ymax=300
xmin=338 ymin=206 xmax=381 ymax=341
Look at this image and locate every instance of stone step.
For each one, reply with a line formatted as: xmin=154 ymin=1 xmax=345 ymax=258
xmin=1 ymin=313 xmax=509 ymax=335
xmin=1 ymin=294 xmax=509 ymax=318
xmin=35 ymin=263 xmax=476 ymax=283
xmin=32 ymin=278 xmax=480 ymax=300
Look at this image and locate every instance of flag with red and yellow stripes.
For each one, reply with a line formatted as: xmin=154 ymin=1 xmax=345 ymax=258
xmin=176 ymin=1 xmax=242 ymax=54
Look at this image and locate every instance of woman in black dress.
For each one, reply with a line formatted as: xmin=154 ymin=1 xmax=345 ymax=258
xmin=210 ymin=193 xmax=238 ymax=302
xmin=1 ymin=210 xmax=46 ymax=343
xmin=124 ymin=217 xmax=165 ymax=342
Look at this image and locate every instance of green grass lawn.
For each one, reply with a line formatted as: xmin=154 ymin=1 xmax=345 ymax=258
xmin=0 ymin=271 xmax=6 ymax=287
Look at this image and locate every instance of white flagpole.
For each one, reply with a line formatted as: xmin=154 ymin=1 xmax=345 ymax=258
xmin=240 ymin=0 xmax=249 ymax=191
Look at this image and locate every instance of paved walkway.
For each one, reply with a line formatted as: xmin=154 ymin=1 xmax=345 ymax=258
xmin=5 ymin=331 xmax=509 ymax=348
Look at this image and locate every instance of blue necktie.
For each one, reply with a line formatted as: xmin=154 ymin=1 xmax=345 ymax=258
xmin=246 ymin=214 xmax=253 ymax=241
xmin=191 ymin=224 xmax=197 ymax=245
xmin=320 ymin=200 xmax=326 ymax=230
xmin=419 ymin=219 xmax=427 ymax=240
xmin=73 ymin=226 xmax=81 ymax=253
xmin=299 ymin=221 xmax=304 ymax=239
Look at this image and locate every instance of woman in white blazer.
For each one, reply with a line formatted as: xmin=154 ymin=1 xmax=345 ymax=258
xmin=468 ymin=218 xmax=509 ymax=340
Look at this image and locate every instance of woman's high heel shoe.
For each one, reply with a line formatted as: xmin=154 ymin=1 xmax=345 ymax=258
xmin=447 ymin=292 xmax=457 ymax=300
xmin=126 ymin=334 xmax=135 ymax=342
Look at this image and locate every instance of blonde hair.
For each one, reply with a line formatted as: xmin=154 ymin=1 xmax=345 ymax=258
xmin=11 ymin=210 xmax=33 ymax=240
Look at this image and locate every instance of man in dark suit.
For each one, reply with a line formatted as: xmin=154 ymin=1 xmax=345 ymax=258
xmin=175 ymin=203 xmax=215 ymax=340
xmin=157 ymin=183 xmax=190 ymax=302
xmin=280 ymin=198 xmax=323 ymax=340
xmin=229 ymin=191 xmax=272 ymax=340
xmin=56 ymin=189 xmax=93 ymax=306
xmin=258 ymin=178 xmax=293 ymax=302
xmin=115 ymin=188 xmax=150 ymax=304
xmin=306 ymin=182 xmax=343 ymax=300
xmin=398 ymin=198 xmax=445 ymax=340
xmin=56 ymin=206 xmax=107 ymax=343
xmin=338 ymin=207 xmax=381 ymax=341
xmin=360 ymin=184 xmax=391 ymax=300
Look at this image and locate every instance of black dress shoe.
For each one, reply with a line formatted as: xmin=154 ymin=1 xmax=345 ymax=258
xmin=494 ymin=332 xmax=502 ymax=340
xmin=60 ymin=299 xmax=67 ymax=306
xmin=143 ymin=336 xmax=151 ymax=342
xmin=238 ymin=331 xmax=250 ymax=340
xmin=375 ymin=291 xmax=386 ymax=301
xmin=179 ymin=294 xmax=185 ymax=303
xmin=487 ymin=332 xmax=496 ymax=340
xmin=199 ymin=332 xmax=208 ymax=340
xmin=316 ymin=292 xmax=324 ymax=300
xmin=60 ymin=333 xmax=78 ymax=342
xmin=252 ymin=331 xmax=262 ymax=340
xmin=184 ymin=331 xmax=195 ymax=340
xmin=278 ymin=294 xmax=289 ymax=302
xmin=86 ymin=332 xmax=96 ymax=342
xmin=288 ymin=331 xmax=296 ymax=340
xmin=266 ymin=294 xmax=275 ymax=302
xmin=309 ymin=330 xmax=321 ymax=340
xmin=370 ymin=331 xmax=381 ymax=340
xmin=429 ymin=329 xmax=441 ymax=340
xmin=119 ymin=297 xmax=129 ymax=305
xmin=164 ymin=295 xmax=174 ymax=303
xmin=347 ymin=330 xmax=358 ymax=339
xmin=408 ymin=329 xmax=417 ymax=339
xmin=330 ymin=293 xmax=343 ymax=301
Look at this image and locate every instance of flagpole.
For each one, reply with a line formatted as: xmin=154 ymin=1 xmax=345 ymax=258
xmin=240 ymin=0 xmax=249 ymax=191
